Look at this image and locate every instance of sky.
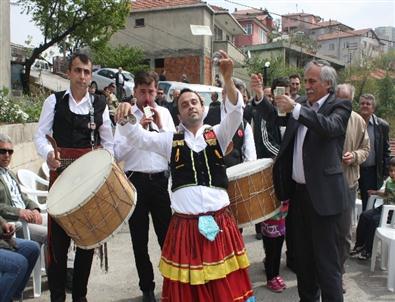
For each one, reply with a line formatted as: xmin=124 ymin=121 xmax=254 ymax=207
xmin=10 ymin=0 xmax=395 ymax=47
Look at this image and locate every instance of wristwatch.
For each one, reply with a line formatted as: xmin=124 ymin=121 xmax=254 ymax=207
xmin=118 ymin=113 xmax=137 ymax=126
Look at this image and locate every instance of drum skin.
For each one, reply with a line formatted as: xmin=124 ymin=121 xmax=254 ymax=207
xmin=226 ymin=159 xmax=280 ymax=228
xmin=47 ymin=150 xmax=136 ymax=249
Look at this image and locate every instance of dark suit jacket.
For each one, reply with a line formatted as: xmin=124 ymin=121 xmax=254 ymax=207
xmin=273 ymin=93 xmax=352 ymax=216
xmin=371 ymin=114 xmax=391 ymax=188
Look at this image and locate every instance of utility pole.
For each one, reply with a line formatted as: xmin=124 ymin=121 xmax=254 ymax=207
xmin=0 ymin=0 xmax=11 ymax=91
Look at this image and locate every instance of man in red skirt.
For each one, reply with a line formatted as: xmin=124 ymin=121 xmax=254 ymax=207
xmin=115 ymin=50 xmax=255 ymax=302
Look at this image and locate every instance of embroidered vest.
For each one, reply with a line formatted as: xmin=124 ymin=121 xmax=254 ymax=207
xmin=53 ymin=91 xmax=106 ymax=148
xmin=170 ymin=129 xmax=228 ymax=192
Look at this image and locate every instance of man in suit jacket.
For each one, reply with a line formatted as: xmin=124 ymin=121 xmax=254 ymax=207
xmin=358 ymin=93 xmax=391 ymax=211
xmin=0 ymin=134 xmax=47 ymax=245
xmin=273 ymin=60 xmax=351 ymax=302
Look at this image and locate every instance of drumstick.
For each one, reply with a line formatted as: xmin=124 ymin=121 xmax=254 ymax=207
xmin=45 ymin=135 xmax=60 ymax=160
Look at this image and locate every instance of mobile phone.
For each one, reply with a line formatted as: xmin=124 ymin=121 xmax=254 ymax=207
xmin=212 ymin=51 xmax=221 ymax=66
xmin=274 ymin=86 xmax=285 ymax=96
xmin=143 ymin=106 xmax=153 ymax=118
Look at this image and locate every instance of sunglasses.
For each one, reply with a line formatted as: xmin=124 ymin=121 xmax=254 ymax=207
xmin=0 ymin=149 xmax=14 ymax=155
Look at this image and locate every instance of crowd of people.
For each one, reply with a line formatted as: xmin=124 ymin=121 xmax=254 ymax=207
xmin=0 ymin=50 xmax=393 ymax=302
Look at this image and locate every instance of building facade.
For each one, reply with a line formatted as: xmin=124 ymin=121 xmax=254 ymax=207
xmin=0 ymin=0 xmax=11 ymax=90
xmin=110 ymin=0 xmax=246 ymax=85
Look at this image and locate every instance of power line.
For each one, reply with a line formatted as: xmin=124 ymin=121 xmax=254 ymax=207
xmin=223 ymin=0 xmax=395 ymax=44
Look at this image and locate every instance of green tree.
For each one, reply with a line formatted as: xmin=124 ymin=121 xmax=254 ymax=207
xmin=246 ymin=55 xmax=303 ymax=87
xmin=17 ymin=0 xmax=130 ymax=94
xmin=91 ymin=45 xmax=149 ymax=74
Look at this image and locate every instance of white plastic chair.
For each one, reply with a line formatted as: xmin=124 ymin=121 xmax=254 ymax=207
xmin=17 ymin=169 xmax=49 ymax=206
xmin=20 ymin=221 xmax=46 ymax=298
xmin=41 ymin=162 xmax=50 ymax=180
xmin=370 ymin=204 xmax=395 ymax=291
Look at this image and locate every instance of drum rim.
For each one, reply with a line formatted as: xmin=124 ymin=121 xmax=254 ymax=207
xmin=47 ymin=149 xmax=114 ymax=216
xmin=235 ymin=206 xmax=281 ymax=229
xmin=226 ymin=158 xmax=273 ymax=181
xmin=74 ymin=186 xmax=137 ymax=249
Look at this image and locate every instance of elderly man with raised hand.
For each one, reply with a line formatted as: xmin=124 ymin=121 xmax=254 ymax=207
xmin=115 ymin=50 xmax=255 ymax=302
xmin=273 ymin=60 xmax=351 ymax=302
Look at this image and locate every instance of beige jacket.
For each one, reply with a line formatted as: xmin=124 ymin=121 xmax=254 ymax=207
xmin=342 ymin=111 xmax=370 ymax=188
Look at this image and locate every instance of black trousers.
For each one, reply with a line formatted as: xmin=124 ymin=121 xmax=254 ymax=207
xmin=355 ymin=205 xmax=384 ymax=253
xmin=285 ymin=199 xmax=296 ymax=270
xmin=48 ymin=219 xmax=94 ymax=302
xmin=293 ymin=184 xmax=343 ymax=302
xmin=359 ymin=166 xmax=378 ymax=211
xmin=127 ymin=172 xmax=172 ymax=292
xmin=262 ymin=235 xmax=284 ymax=280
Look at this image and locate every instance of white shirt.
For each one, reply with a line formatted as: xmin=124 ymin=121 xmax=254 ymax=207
xmin=34 ymin=89 xmax=114 ymax=160
xmin=114 ymin=104 xmax=176 ymax=173
xmin=0 ymin=168 xmax=25 ymax=209
xmin=220 ymin=102 xmax=256 ymax=162
xmin=292 ymin=94 xmax=329 ymax=184
xmin=116 ymin=92 xmax=244 ymax=214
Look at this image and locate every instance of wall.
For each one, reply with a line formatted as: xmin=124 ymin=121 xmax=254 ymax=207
xmin=0 ymin=123 xmax=42 ymax=173
xmin=0 ymin=0 xmax=11 ymax=90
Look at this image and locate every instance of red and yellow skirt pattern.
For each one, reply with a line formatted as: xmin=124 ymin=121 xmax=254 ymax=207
xmin=159 ymin=208 xmax=255 ymax=302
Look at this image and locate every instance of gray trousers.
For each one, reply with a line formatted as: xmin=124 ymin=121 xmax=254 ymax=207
xmin=338 ymin=185 xmax=357 ymax=273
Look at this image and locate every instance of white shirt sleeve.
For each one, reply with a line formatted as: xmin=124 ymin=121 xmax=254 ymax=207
xmin=292 ymin=103 xmax=302 ymax=120
xmin=99 ymin=106 xmax=114 ymax=155
xmin=34 ymin=94 xmax=57 ymax=160
xmin=242 ymin=122 xmax=257 ymax=161
xmin=117 ymin=122 xmax=173 ymax=161
xmin=214 ymin=91 xmax=244 ymax=155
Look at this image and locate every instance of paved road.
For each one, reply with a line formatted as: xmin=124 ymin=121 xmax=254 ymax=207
xmin=31 ymin=70 xmax=69 ymax=92
xmin=23 ymin=223 xmax=395 ymax=302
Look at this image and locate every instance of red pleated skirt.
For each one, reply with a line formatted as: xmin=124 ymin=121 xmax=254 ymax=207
xmin=159 ymin=208 xmax=255 ymax=302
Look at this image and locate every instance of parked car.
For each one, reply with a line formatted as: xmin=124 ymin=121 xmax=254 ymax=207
xmin=158 ymin=81 xmax=222 ymax=106
xmin=91 ymin=68 xmax=135 ymax=98
xmin=32 ymin=59 xmax=51 ymax=71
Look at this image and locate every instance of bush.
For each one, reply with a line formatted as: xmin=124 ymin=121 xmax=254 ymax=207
xmin=0 ymin=88 xmax=44 ymax=124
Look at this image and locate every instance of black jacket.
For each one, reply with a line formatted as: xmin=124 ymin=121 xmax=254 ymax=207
xmin=273 ymin=93 xmax=352 ymax=216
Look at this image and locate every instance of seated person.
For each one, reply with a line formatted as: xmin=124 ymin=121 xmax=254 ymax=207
xmin=351 ymin=157 xmax=395 ymax=260
xmin=0 ymin=134 xmax=47 ymax=246
xmin=0 ymin=215 xmax=40 ymax=301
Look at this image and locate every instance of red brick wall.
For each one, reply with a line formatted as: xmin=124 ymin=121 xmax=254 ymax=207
xmin=162 ymin=56 xmax=201 ymax=84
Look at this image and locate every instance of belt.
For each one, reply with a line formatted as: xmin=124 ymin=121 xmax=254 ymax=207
xmin=125 ymin=170 xmax=169 ymax=180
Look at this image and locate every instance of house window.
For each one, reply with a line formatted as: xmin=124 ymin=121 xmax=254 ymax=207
xmin=155 ymin=58 xmax=164 ymax=68
xmin=329 ymin=43 xmax=335 ymax=50
xmin=214 ymin=25 xmax=223 ymax=41
xmin=260 ymin=29 xmax=267 ymax=43
xmin=135 ymin=18 xmax=145 ymax=27
xmin=244 ymin=23 xmax=253 ymax=35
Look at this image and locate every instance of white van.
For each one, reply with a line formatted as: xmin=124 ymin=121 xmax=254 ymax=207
xmin=158 ymin=81 xmax=222 ymax=106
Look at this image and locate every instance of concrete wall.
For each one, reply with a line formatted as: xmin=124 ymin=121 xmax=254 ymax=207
xmin=0 ymin=123 xmax=42 ymax=173
xmin=0 ymin=0 xmax=11 ymax=90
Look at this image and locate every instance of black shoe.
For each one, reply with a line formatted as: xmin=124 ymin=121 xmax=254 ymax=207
xmin=142 ymin=290 xmax=156 ymax=302
xmin=357 ymin=250 xmax=371 ymax=260
xmin=255 ymin=233 xmax=263 ymax=240
xmin=349 ymin=245 xmax=364 ymax=256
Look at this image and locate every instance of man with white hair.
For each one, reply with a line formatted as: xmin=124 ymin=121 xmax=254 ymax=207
xmin=336 ymin=83 xmax=370 ymax=290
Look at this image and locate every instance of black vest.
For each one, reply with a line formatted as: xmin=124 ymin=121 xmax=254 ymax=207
xmin=170 ymin=129 xmax=228 ymax=192
xmin=53 ymin=91 xmax=106 ymax=148
xmin=204 ymin=104 xmax=246 ymax=167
